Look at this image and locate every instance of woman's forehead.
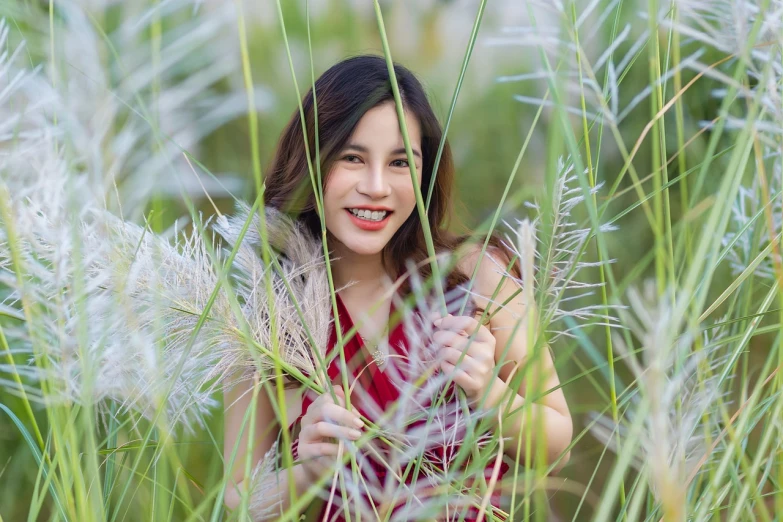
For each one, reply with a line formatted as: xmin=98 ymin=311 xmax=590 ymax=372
xmin=347 ymin=104 xmax=422 ymax=150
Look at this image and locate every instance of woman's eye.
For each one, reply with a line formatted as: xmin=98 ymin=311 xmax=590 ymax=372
xmin=343 ymin=155 xmax=361 ymax=163
xmin=391 ymin=159 xmax=409 ymax=168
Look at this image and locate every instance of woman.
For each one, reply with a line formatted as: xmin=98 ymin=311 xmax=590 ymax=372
xmin=223 ymin=54 xmax=572 ymax=521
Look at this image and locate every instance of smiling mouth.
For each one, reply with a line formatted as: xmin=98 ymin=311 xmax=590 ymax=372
xmin=346 ymin=208 xmax=391 ymax=222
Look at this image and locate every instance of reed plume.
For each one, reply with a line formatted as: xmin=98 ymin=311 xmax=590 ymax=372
xmin=0 ymin=16 xmax=336 ymax=433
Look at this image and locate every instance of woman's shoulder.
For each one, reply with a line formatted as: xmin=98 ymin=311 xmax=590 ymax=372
xmin=454 ymin=242 xmax=525 ymax=326
xmin=455 ymin=244 xmax=514 ymax=293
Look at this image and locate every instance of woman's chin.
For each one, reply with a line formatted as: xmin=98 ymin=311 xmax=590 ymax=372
xmin=328 ymin=222 xmax=401 ymax=257
xmin=331 ymin=233 xmax=390 ymax=256
xmin=342 ymin=242 xmax=386 ymax=256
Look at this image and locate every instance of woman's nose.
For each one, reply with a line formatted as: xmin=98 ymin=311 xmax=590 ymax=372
xmin=357 ymin=164 xmax=391 ymax=198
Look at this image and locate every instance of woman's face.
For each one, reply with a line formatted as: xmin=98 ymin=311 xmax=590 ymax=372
xmin=323 ymin=100 xmax=423 ymax=257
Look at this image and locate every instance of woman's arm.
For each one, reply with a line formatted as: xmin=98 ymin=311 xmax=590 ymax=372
xmin=458 ymin=246 xmax=573 ymax=472
xmin=483 ymin=370 xmax=573 ymax=472
xmin=223 ymin=377 xmax=313 ymax=517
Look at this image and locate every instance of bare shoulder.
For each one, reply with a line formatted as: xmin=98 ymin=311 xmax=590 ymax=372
xmin=455 ymin=244 xmax=510 ymax=287
xmin=455 ymin=243 xmax=526 ymax=322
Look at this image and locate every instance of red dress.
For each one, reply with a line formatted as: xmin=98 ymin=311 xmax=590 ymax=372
xmin=289 ymin=292 xmax=509 ymax=521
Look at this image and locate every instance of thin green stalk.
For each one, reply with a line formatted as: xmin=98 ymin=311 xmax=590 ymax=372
xmin=234 ymin=3 xmax=304 ymax=519
xmin=372 ymin=1 xmax=444 ymax=307
xmin=372 ymin=5 xmax=467 ymax=513
xmin=571 ymin=2 xmax=626 ymax=515
xmin=68 ymin=179 xmax=106 ymax=519
xmin=670 ymin=4 xmax=691 ymax=272
xmin=103 ymin=401 xmax=118 ymax=511
xmin=424 ymin=0 xmax=488 ymax=213
xmin=149 ymin=15 xmax=167 ymax=520
xmin=49 ymin=0 xmax=57 ymax=157
xmin=235 ymin=0 xmax=263 ymax=198
xmin=271 ymin=3 xmax=363 ymax=517
xmin=647 ymin=0 xmax=674 ymax=299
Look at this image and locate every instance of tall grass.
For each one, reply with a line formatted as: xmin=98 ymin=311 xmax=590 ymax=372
xmin=0 ymin=0 xmax=781 ymax=520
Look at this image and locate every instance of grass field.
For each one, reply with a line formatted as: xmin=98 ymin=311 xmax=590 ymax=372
xmin=0 ymin=0 xmax=781 ymax=520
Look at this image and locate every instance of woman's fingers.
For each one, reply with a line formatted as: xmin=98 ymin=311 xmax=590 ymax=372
xmin=433 ymin=314 xmax=494 ymax=342
xmin=307 ymin=398 xmax=362 ymax=426
xmin=301 ymin=421 xmax=361 ymax=443
xmin=299 ymin=442 xmax=342 ymax=459
xmin=311 ymin=386 xmax=361 ymax=415
xmin=433 ymin=329 xmax=495 ymax=364
xmin=323 ymin=402 xmax=364 ymax=429
xmin=301 ymin=394 xmax=363 ymax=439
xmin=440 ymin=346 xmax=495 ymax=381
xmin=440 ymin=347 xmax=495 ymax=400
xmin=440 ymin=360 xmax=480 ymax=394
xmin=298 ymin=385 xmax=366 ymax=466
xmin=432 ymin=330 xmax=468 ymax=350
xmin=440 ymin=347 xmax=481 ymax=372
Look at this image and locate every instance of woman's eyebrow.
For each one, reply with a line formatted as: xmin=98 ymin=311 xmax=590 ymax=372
xmin=391 ymin=147 xmax=422 ymax=159
xmin=344 ymin=143 xmax=369 ymax=153
xmin=343 ymin=143 xmax=422 ymax=160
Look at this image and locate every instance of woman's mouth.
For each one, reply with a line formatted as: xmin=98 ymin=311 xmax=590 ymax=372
xmin=345 ymin=208 xmax=393 ymax=231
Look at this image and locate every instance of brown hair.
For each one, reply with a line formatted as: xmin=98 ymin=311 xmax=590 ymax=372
xmin=263 ymin=54 xmax=518 ymax=298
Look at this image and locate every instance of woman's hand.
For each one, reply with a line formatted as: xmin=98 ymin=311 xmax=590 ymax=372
xmin=296 ymin=386 xmax=363 ymax=479
xmin=432 ymin=314 xmax=502 ymax=406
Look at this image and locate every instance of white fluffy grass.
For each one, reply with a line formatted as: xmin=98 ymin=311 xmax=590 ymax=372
xmin=0 ymin=16 xmax=335 ymax=433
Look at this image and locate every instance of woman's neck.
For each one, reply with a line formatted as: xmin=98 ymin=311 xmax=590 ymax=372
xmin=329 ymin=243 xmax=390 ymax=300
xmin=329 ymin=243 xmax=395 ymax=344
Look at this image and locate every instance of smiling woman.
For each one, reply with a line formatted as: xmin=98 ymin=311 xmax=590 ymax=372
xmin=324 ymin=101 xmax=422 ymax=253
xmin=261 ymin=54 xmax=460 ymax=294
xmin=222 ymin=54 xmax=572 ymax=521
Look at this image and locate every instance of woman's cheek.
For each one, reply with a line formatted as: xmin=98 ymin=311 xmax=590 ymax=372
xmin=396 ymin=179 xmax=418 ymax=210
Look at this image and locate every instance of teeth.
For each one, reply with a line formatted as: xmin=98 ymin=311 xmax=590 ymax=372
xmin=349 ymin=208 xmax=388 ymax=222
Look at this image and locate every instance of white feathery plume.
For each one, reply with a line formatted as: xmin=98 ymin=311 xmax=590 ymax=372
xmin=0 ymin=156 xmax=238 ymax=433
xmin=0 ymin=20 xmax=334 ymax=433
xmin=676 ymin=0 xmax=783 ymax=284
xmin=489 ymin=0 xmax=703 ymax=125
xmin=10 ymin=1 xmax=262 ymax=217
xmin=212 ymin=204 xmax=335 ymax=387
xmin=247 ymin=440 xmax=284 ymax=521
xmin=661 ymin=0 xmax=783 ymax=152
xmin=668 ymin=0 xmax=783 ymax=54
xmin=1 ymin=169 xmax=334 ymax=433
xmin=588 ymin=281 xmax=731 ymax=518
xmin=722 ymin=163 xmax=783 ymax=281
xmin=0 ymin=20 xmax=234 ymax=433
xmin=673 ymin=0 xmax=783 ymax=284
xmin=501 ymin=157 xmax=621 ymax=342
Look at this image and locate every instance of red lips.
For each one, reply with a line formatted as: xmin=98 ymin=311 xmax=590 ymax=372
xmin=345 ymin=209 xmax=392 ymax=231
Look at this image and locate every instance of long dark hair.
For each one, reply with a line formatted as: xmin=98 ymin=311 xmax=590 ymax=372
xmin=263 ymin=54 xmax=518 ymax=298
